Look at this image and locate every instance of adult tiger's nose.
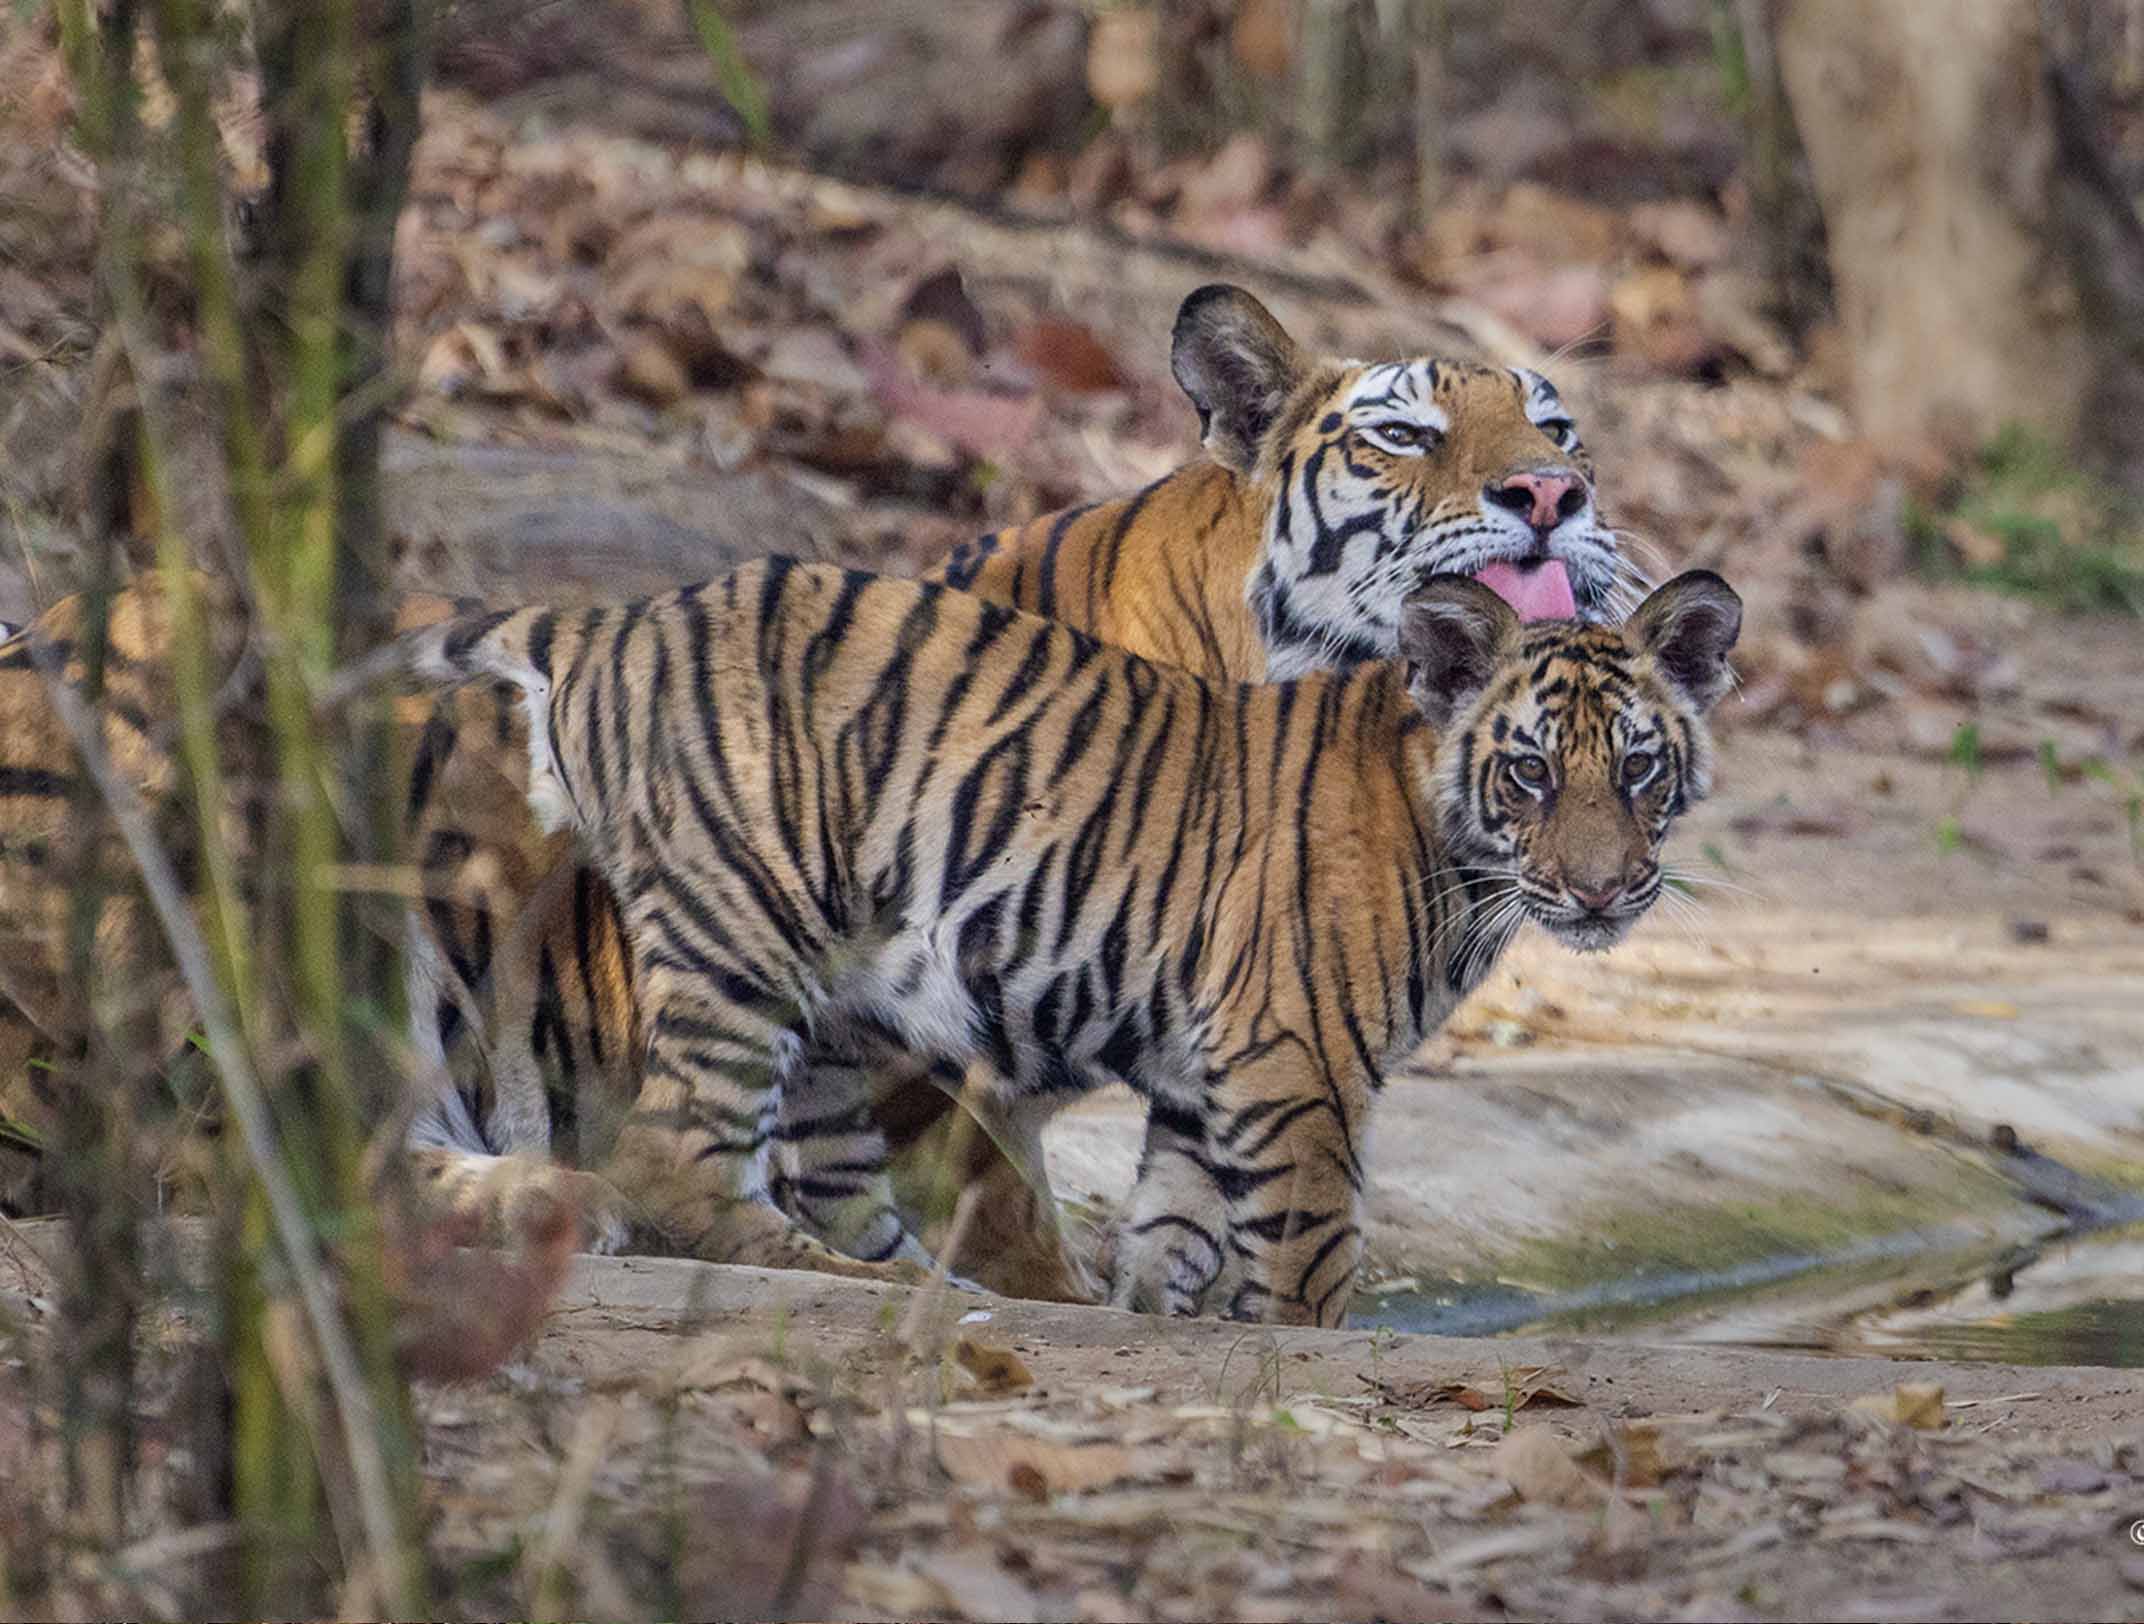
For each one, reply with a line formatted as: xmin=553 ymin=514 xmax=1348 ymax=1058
xmin=1485 ymin=471 xmax=1587 ymax=534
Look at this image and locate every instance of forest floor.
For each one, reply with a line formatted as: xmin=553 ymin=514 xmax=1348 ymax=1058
xmin=4 ymin=1221 xmax=2144 ymax=1621
xmin=3 ymin=5 xmax=2144 ymax=1614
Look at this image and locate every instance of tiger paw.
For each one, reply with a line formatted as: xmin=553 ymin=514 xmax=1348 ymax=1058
xmin=551 ymin=1167 xmax=636 ymax=1255
xmin=485 ymin=1161 xmax=636 ymax=1255
xmin=692 ymin=1199 xmax=921 ymax=1284
xmin=1106 ymin=1214 xmax=1223 ymax=1318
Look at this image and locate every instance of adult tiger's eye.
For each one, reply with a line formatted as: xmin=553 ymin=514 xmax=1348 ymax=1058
xmin=1509 ymin=755 xmax=1550 ymax=790
xmin=1538 ymin=417 xmax=1578 ymax=449
xmin=1360 ymin=420 xmax=1438 ymax=455
xmin=1621 ymin=750 xmax=1657 ymax=788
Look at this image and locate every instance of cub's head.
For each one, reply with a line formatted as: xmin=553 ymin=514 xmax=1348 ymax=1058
xmin=1172 ymin=284 xmax=1631 ymax=680
xmin=1403 ymin=569 xmax=1742 ymax=955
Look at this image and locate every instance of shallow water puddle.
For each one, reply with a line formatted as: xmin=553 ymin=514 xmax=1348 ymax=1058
xmin=1353 ymin=1219 xmax=2144 ymax=1367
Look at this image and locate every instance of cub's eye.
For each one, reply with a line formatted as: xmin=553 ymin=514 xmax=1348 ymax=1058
xmin=1536 ymin=417 xmax=1578 ymax=450
xmin=1507 ymin=754 xmax=1551 ymax=792
xmin=1620 ymin=750 xmax=1658 ymax=789
xmin=1360 ymin=421 xmax=1438 ymax=455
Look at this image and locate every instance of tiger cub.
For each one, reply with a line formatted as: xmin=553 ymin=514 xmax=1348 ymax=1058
xmin=411 ymin=280 xmax=1641 ymax=1292
xmin=348 ymin=558 xmax=1742 ymax=1325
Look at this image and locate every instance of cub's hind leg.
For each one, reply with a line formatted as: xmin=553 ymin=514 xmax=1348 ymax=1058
xmin=894 ymin=1060 xmax=1096 ymax=1302
xmin=767 ymin=1026 xmax=934 ymax=1270
xmin=598 ymin=961 xmax=923 ymax=1283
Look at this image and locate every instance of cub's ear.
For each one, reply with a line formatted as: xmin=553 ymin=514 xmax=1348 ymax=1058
xmin=1630 ymin=570 xmax=1742 ymax=712
xmin=1400 ymin=574 xmax=1520 ymax=729
xmin=1171 ymin=284 xmax=1307 ymax=475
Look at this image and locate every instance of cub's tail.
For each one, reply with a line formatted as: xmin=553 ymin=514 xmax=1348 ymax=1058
xmin=328 ymin=603 xmax=583 ymax=830
xmin=332 ymin=603 xmax=566 ymax=703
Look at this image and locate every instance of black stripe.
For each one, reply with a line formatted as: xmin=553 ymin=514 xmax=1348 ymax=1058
xmin=1034 ymin=502 xmax=1096 ymax=620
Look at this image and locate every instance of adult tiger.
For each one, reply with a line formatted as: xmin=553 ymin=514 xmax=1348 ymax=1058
xmin=347 ymin=558 xmax=1740 ymax=1324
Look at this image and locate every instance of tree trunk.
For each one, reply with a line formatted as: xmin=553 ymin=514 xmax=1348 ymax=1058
xmin=1295 ymin=0 xmax=1363 ymax=167
xmin=1773 ymin=0 xmax=2093 ymax=460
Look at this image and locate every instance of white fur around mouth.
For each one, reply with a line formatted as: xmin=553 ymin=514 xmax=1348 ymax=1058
xmin=1535 ymin=908 xmax=1637 ymax=954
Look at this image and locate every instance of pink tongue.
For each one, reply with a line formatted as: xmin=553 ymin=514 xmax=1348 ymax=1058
xmin=1473 ymin=559 xmax=1577 ymax=622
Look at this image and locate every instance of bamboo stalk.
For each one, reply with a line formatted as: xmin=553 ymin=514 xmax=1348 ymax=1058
xmin=1409 ymin=0 xmax=1448 ymax=225
xmin=48 ymin=0 xmax=147 ymax=1565
xmin=26 ymin=644 xmax=422 ymax=1618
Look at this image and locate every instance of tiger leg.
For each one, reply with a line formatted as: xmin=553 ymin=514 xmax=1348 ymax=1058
xmin=1108 ymin=1098 xmax=1230 ymax=1318
xmin=596 ymin=964 xmax=922 ymax=1283
xmin=768 ymin=1029 xmax=934 ymax=1268
xmin=868 ymin=1058 xmax=1093 ymax=1301
xmin=935 ymin=1072 xmax=1097 ymax=1302
xmin=1197 ymin=1058 xmax=1368 ymax=1328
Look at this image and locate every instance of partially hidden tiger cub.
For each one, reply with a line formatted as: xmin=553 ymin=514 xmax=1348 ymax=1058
xmin=0 ymin=584 xmax=634 ymax=1242
xmin=350 ymin=557 xmax=1741 ymax=1325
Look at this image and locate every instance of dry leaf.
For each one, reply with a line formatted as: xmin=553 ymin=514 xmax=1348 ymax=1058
xmin=1382 ymin=1365 xmax=1581 ymax=1414
xmin=915 ymin=1545 xmax=1044 ymax=1622
xmin=1493 ymin=1427 xmax=1601 ymax=1509
xmin=1451 ymin=254 xmax=1610 ymax=350
xmin=897 ymin=318 xmax=977 ymax=389
xmin=901 ymin=266 xmax=989 ymax=357
xmin=936 ymin=1432 xmax=1135 ymax=1497
xmin=1694 ymin=270 xmax=1795 ymax=375
xmin=1015 ymin=318 xmax=1125 ymax=394
xmin=1575 ymin=1422 xmax=1667 ymax=1489
xmin=667 ymin=1349 xmax=808 ymax=1397
xmin=716 ymin=1387 xmax=810 ymax=1449
xmin=1493 ymin=182 xmax=1622 ymax=263
xmin=1611 ymin=265 xmax=1714 ymax=373
xmin=615 ymin=335 xmax=690 ymax=406
xmin=386 ymin=1188 xmax=575 ymax=1384
xmin=954 ymin=1336 xmax=1034 ymax=1395
xmin=1628 ymin=199 xmax=1731 ymax=269
xmin=1231 ymin=0 xmax=1294 ymax=76
xmin=1176 ymin=132 xmax=1273 ymax=220
xmin=861 ymin=340 xmax=1041 ymax=459
xmin=1850 ymin=1382 xmax=1948 ymax=1430
xmin=673 ymin=1463 xmax=868 ymax=1619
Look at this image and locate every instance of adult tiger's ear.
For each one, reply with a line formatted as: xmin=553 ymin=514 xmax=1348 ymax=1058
xmin=1630 ymin=570 xmax=1742 ymax=712
xmin=1171 ymin=284 xmax=1307 ymax=475
xmin=1400 ymin=574 xmax=1520 ymax=729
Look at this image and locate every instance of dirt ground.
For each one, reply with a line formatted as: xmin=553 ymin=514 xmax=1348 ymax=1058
xmin=5 ymin=1222 xmax=2144 ymax=1621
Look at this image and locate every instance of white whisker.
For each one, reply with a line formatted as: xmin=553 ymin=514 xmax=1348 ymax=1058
xmin=1607 ymin=527 xmax=1672 ymax=575
xmin=1661 ymin=865 xmax=1772 ymax=903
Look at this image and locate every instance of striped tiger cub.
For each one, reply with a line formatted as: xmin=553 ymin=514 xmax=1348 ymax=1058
xmin=348 ymin=557 xmax=1741 ymax=1325
xmin=409 ymin=280 xmax=1643 ymax=1297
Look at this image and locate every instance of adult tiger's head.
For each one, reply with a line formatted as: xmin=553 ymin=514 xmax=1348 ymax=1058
xmin=1404 ymin=569 xmax=1743 ymax=956
xmin=1172 ymin=284 xmax=1629 ymax=680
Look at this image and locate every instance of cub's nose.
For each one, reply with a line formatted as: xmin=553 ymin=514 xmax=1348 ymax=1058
xmin=1485 ymin=471 xmax=1587 ymax=534
xmin=1565 ymin=878 xmax=1625 ymax=914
